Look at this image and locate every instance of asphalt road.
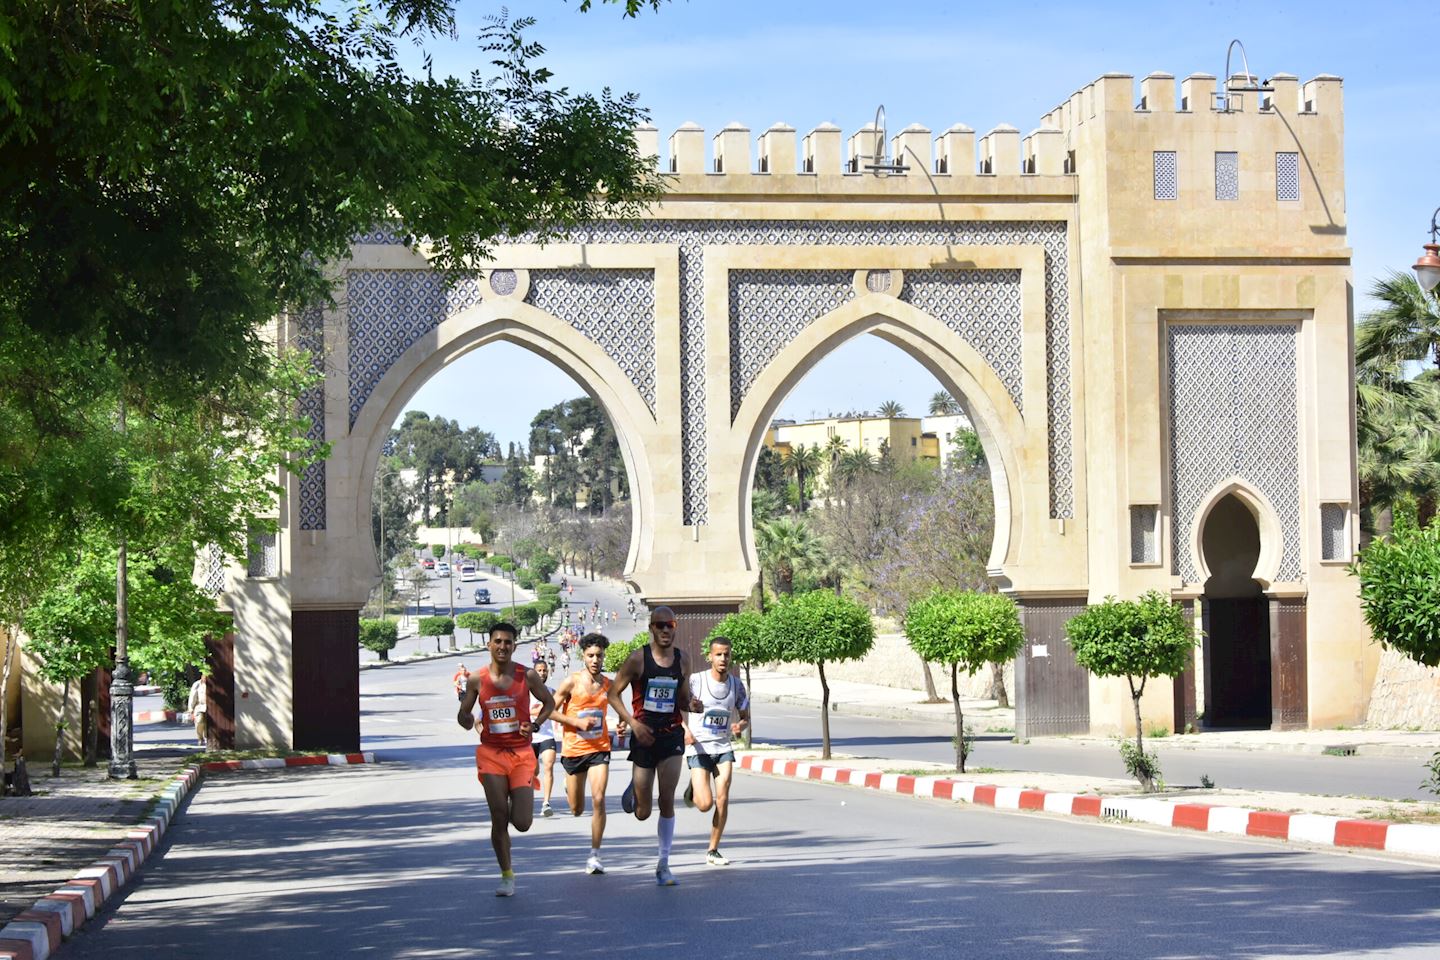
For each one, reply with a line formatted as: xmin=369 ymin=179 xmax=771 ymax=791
xmin=77 ymin=655 xmax=1440 ymax=959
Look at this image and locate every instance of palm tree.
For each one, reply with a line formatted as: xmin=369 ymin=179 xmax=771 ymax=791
xmin=783 ymin=443 xmax=823 ymax=512
xmin=877 ymin=400 xmax=905 ymax=418
xmin=755 ymin=516 xmax=824 ymax=595
xmin=928 ymin=392 xmax=961 ymax=416
xmin=823 ymin=434 xmax=847 ymax=495
xmin=1356 ymin=272 xmax=1440 ymax=528
xmin=833 ymin=449 xmax=877 ymax=489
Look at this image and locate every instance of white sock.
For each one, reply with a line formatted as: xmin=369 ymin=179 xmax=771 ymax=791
xmin=591 ymin=847 xmax=601 ymax=857
xmin=658 ymin=815 xmax=675 ymax=861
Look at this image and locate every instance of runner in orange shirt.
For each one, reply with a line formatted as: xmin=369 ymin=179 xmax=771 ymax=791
xmin=550 ymin=633 xmax=615 ymax=875
xmin=458 ymin=621 xmax=555 ymax=898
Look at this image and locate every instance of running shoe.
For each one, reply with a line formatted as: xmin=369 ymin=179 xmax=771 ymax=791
xmin=655 ymin=862 xmax=677 ymax=886
xmin=495 ymin=876 xmax=516 ymax=898
xmin=706 ymin=849 xmax=730 ymax=867
xmin=683 ymin=782 xmax=695 ymax=808
xmin=541 ymin=802 xmax=553 ymax=818
xmin=621 ymin=780 xmax=636 ymax=814
xmin=585 ymin=855 xmax=605 ymax=875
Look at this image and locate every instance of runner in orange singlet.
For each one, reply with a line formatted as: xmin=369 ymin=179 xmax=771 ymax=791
xmin=550 ymin=633 xmax=615 ymax=875
xmin=458 ymin=621 xmax=555 ymax=898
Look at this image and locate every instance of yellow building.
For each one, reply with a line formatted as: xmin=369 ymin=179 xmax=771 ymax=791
xmin=767 ymin=415 xmax=935 ymax=483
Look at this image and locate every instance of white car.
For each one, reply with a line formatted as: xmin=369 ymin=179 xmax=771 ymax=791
xmin=436 ymin=561 xmax=451 ymax=576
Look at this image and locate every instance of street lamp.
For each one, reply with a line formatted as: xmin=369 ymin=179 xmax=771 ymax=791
xmin=1413 ymin=207 xmax=1440 ymax=294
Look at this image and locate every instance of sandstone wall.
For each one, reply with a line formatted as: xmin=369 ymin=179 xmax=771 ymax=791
xmin=775 ymin=631 xmax=1014 ymax=701
xmin=1365 ymin=647 xmax=1440 ymax=731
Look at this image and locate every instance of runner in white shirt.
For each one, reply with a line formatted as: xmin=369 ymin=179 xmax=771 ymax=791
xmin=531 ymin=659 xmax=559 ymax=817
xmin=682 ymin=635 xmax=750 ymax=866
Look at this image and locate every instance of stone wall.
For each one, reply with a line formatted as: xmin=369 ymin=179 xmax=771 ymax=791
xmin=776 ymin=631 xmax=1014 ymax=701
xmin=1365 ymin=647 xmax=1440 ymax=731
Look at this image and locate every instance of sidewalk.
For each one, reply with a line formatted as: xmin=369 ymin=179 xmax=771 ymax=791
xmin=746 ymin=668 xmax=1440 ymax=758
xmin=0 ymin=752 xmax=191 ymax=928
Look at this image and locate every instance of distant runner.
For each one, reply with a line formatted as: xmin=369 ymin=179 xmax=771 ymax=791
xmin=531 ymin=659 xmax=559 ymax=818
xmin=683 ymin=636 xmax=750 ymax=866
xmin=452 ymin=663 xmax=470 ymax=702
xmin=458 ymin=621 xmax=555 ymax=898
xmin=550 ymin=633 xmax=615 ymax=875
xmin=608 ymin=606 xmax=692 ymax=886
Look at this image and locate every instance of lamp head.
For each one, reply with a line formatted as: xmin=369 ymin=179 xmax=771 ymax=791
xmin=1415 ymin=243 xmax=1440 ymax=294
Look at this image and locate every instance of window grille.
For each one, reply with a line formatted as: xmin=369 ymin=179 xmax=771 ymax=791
xmin=1276 ymin=152 xmax=1300 ymax=201
xmin=246 ymin=526 xmax=279 ymax=578
xmin=1320 ymin=504 xmax=1348 ymax=561
xmin=1154 ymin=151 xmax=1178 ymax=200
xmin=1215 ymin=152 xmax=1239 ymax=200
xmin=1130 ymin=505 xmax=1159 ymax=564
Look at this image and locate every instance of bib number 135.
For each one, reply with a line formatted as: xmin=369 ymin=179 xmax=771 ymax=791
xmin=643 ymin=677 xmax=678 ymax=714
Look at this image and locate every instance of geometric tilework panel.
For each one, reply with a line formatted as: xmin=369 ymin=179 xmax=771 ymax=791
xmin=727 ymin=270 xmax=855 ymax=418
xmin=1130 ymin=504 xmax=1158 ymax=564
xmin=352 ymin=225 xmax=406 ymax=245
xmin=296 ymin=306 xmax=328 ymax=531
xmin=1154 ymin=151 xmax=1178 ymax=200
xmin=352 ymin=219 xmax=1074 ymax=524
xmin=345 ymin=270 xmax=484 ymax=429
xmin=1167 ymin=324 xmax=1302 ymax=583
xmin=526 ymin=269 xmax=657 ymax=414
xmin=899 ymin=269 xmax=1024 ymax=413
xmin=202 ymin=543 xmax=226 ymax=598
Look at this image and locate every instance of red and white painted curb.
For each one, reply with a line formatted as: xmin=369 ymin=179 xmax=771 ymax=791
xmin=737 ymin=754 xmax=1440 ymax=860
xmin=0 ymin=753 xmax=375 ymax=960
xmin=201 ymin=752 xmax=374 ymax=773
xmin=134 ymin=710 xmax=177 ymax=725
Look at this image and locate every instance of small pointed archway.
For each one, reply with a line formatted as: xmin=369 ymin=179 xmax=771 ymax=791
xmin=1199 ymin=492 xmax=1271 ymax=728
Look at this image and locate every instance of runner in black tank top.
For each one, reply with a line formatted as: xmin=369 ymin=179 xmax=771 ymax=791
xmin=607 ymin=605 xmax=694 ymax=886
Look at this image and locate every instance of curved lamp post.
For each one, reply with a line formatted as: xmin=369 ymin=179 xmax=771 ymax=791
xmin=1413 ymin=208 xmax=1440 ymax=294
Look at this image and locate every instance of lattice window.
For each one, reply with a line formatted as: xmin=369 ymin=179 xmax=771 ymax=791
xmin=1276 ymin=152 xmax=1300 ymax=201
xmin=1320 ymin=504 xmax=1349 ymax=561
xmin=246 ymin=525 xmax=279 ymax=578
xmin=1215 ymin=152 xmax=1239 ymax=201
xmin=1130 ymin=505 xmax=1159 ymax=564
xmin=1154 ymin=151 xmax=1178 ymax=200
xmin=202 ymin=544 xmax=225 ymax=597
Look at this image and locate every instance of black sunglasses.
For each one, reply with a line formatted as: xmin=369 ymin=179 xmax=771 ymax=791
xmin=650 ymin=620 xmax=677 ymax=629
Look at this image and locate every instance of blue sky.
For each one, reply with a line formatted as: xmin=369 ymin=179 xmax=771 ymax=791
xmin=405 ymin=0 xmax=1436 ymax=448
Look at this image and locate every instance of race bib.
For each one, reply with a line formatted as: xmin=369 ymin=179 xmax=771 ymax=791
xmin=702 ymin=708 xmax=730 ymax=732
xmin=577 ymin=707 xmax=605 ymax=740
xmin=485 ymin=695 xmax=519 ymax=734
xmin=643 ymin=677 xmax=678 ymax=714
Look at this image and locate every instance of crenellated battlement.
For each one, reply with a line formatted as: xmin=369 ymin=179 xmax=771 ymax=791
xmin=630 ymin=69 xmax=1341 ymax=193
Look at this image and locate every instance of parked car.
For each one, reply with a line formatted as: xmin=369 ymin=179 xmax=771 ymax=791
xmin=436 ymin=561 xmax=451 ymax=576
xmin=473 ymin=588 xmax=492 ymax=605
xmin=421 ymin=558 xmax=435 ymax=569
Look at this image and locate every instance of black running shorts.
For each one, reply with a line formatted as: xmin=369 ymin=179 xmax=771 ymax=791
xmin=627 ymin=726 xmax=685 ymax=769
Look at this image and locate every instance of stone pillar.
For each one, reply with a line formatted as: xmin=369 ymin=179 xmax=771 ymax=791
xmin=292 ymin=609 xmax=360 ymax=752
xmin=1171 ymin=600 xmax=1198 ymax=733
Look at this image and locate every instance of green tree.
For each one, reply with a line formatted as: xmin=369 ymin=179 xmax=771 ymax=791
xmin=782 ymin=444 xmax=823 ymax=513
xmin=513 ymin=605 xmax=541 ymax=632
xmin=762 ymin=591 xmax=874 ymax=759
xmin=419 ymin=616 xmax=455 ymax=654
xmin=371 ymin=462 xmax=417 ymax=575
xmin=456 ymin=611 xmax=500 ymax=644
xmin=709 ymin=610 xmax=773 ymax=747
xmin=1355 ymin=273 xmax=1440 ymax=528
xmin=904 ymin=591 xmax=1023 ymax=772
xmin=359 ymin=618 xmax=400 ymax=662
xmin=1065 ymin=592 xmax=1196 ymax=791
xmin=928 ymin=392 xmax=962 ymax=416
xmin=755 ymin=517 xmax=824 ymax=597
xmin=877 ymin=400 xmax=905 ymax=418
xmin=1352 ymin=509 xmax=1440 ymax=667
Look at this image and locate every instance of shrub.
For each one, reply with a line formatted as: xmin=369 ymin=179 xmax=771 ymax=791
xmin=536 ymin=582 xmax=561 ymax=597
xmin=431 ymin=544 xmax=445 ymax=558
xmin=1065 ymin=591 xmax=1195 ymax=791
xmin=905 ymin=590 xmax=1024 ymax=772
xmin=530 ymin=550 xmax=559 ymax=582
xmin=513 ymin=605 xmax=540 ymax=629
xmin=1352 ymin=512 xmax=1440 ymax=668
xmin=762 ymin=590 xmax=874 ymax=759
xmin=418 ymin=616 xmax=454 ymax=637
xmin=604 ymin=632 xmax=648 ymax=673
xmin=360 ymin=618 xmax=400 ymax=662
xmin=516 ymin=569 xmax=536 ymax=590
xmin=489 ymin=554 xmax=512 ymax=567
xmin=535 ymin=594 xmax=561 ymax=616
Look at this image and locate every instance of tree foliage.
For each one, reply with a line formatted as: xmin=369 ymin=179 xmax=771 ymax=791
xmin=1065 ymin=592 xmax=1196 ymax=790
xmin=604 ymin=632 xmax=648 ymax=673
xmin=418 ymin=616 xmax=455 ymax=638
xmin=762 ymin=590 xmax=874 ymax=759
xmin=1351 ymin=511 xmax=1440 ymax=667
xmin=905 ymin=590 xmax=1023 ymax=771
xmin=359 ymin=618 xmax=400 ymax=661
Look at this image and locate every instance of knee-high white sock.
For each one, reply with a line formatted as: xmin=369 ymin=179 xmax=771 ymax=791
xmin=657 ymin=814 xmax=675 ymax=861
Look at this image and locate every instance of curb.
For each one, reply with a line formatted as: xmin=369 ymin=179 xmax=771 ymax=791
xmin=0 ymin=753 xmax=377 ymax=960
xmin=736 ymin=754 xmax=1440 ymax=861
xmin=201 ymin=752 xmax=375 ymax=772
xmin=135 ymin=710 xmax=177 ymax=725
